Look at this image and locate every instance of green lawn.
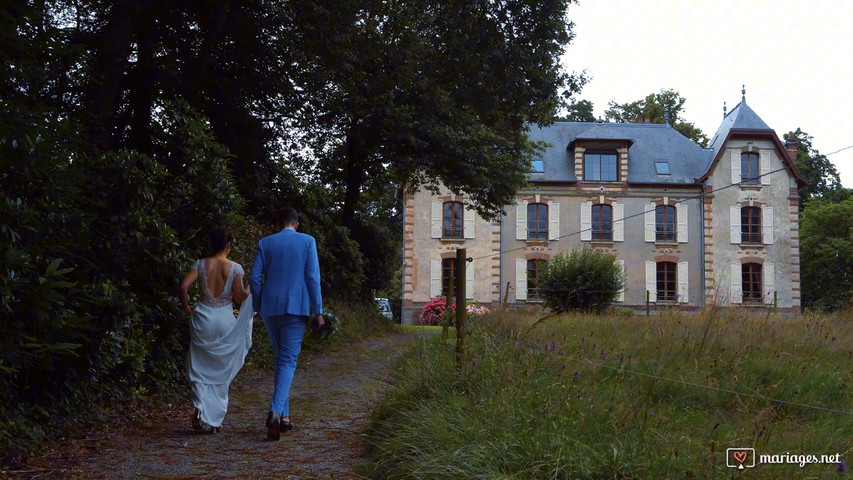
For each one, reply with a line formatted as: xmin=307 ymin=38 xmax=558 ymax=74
xmin=361 ymin=308 xmax=852 ymax=479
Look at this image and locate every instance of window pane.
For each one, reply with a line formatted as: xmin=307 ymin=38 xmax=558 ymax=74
xmin=741 ymin=153 xmax=759 ymax=184
xmin=657 ymin=262 xmax=676 ymax=301
xmin=742 ymin=263 xmax=762 ymax=302
xmin=655 ymin=205 xmax=676 ymax=242
xmin=741 ymin=207 xmax=761 ymax=243
xmin=443 ymin=202 xmax=463 ymax=237
xmin=441 ymin=258 xmax=455 ymax=297
xmin=592 ymin=205 xmax=612 ymax=240
xmin=527 ymin=203 xmax=548 ymax=240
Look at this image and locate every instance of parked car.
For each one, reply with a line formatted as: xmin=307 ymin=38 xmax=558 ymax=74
xmin=375 ymin=297 xmax=392 ymax=320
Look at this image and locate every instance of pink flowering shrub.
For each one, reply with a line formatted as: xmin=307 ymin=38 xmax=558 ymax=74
xmin=420 ymin=297 xmax=490 ymax=325
xmin=420 ymin=297 xmax=455 ymax=325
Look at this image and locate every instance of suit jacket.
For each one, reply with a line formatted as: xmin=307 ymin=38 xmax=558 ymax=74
xmin=249 ymin=228 xmax=323 ymax=319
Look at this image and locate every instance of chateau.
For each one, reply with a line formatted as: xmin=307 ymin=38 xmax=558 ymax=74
xmin=401 ymin=94 xmax=808 ymax=323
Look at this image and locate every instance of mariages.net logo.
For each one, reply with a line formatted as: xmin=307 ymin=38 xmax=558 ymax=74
xmin=727 ymin=448 xmax=844 ymax=471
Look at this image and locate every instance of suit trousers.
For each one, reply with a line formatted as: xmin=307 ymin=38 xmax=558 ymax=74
xmin=262 ymin=313 xmax=307 ymax=417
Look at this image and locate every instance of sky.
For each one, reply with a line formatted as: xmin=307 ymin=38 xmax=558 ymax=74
xmin=560 ymin=0 xmax=853 ymax=187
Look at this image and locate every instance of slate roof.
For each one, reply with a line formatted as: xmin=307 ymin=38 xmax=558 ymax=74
xmin=707 ymin=97 xmax=773 ymax=164
xmin=527 ymin=121 xmax=713 ymax=185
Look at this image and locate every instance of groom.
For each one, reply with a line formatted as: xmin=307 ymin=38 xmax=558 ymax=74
xmin=250 ymin=207 xmax=324 ymax=441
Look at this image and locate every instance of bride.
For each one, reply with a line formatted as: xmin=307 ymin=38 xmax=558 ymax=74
xmin=179 ymin=226 xmax=253 ymax=433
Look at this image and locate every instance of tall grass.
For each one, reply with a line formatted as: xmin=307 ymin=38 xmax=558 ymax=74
xmin=360 ymin=308 xmax=852 ymax=479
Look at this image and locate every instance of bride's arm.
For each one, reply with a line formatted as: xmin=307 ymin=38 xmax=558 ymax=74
xmin=232 ymin=273 xmax=250 ymax=303
xmin=179 ymin=269 xmax=199 ymax=315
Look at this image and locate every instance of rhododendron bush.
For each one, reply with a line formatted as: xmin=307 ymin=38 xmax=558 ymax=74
xmin=420 ymin=297 xmax=490 ymax=325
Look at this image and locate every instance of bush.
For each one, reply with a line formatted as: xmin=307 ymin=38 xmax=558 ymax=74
xmin=538 ymin=248 xmax=625 ymax=314
xmin=420 ymin=297 xmax=490 ymax=326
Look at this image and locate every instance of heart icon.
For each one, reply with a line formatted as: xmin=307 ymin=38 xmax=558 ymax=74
xmin=733 ymin=451 xmax=748 ymax=464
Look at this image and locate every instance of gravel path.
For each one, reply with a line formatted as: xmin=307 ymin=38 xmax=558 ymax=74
xmin=12 ymin=331 xmax=433 ymax=479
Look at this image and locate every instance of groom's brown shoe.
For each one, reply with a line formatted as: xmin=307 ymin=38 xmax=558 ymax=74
xmin=266 ymin=411 xmax=281 ymax=441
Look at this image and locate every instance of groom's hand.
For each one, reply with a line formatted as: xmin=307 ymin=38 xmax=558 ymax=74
xmin=313 ymin=314 xmax=325 ymax=332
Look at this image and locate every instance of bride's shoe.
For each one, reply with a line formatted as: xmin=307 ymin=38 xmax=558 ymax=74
xmin=192 ymin=409 xmax=204 ymax=432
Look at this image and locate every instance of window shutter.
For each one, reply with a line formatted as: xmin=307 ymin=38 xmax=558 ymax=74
xmin=760 ymin=150 xmax=772 ymax=185
xmin=464 ymin=204 xmax=475 ymax=239
xmin=580 ymin=202 xmax=592 ymax=241
xmin=644 ymin=203 xmax=655 ymax=242
xmin=466 ymin=261 xmax=474 ymax=299
xmin=548 ymin=202 xmax=560 ymax=241
xmin=515 ymin=258 xmax=527 ymax=300
xmin=730 ymin=205 xmax=741 ymax=244
xmin=677 ymin=202 xmax=688 ymax=243
xmin=645 ymin=261 xmax=656 ymax=302
xmin=677 ymin=261 xmax=689 ymax=304
xmin=613 ymin=202 xmax=624 ymax=242
xmin=430 ymin=259 xmax=441 ymax=298
xmin=731 ymin=150 xmax=741 ymax=184
xmin=764 ymin=262 xmax=775 ymax=304
xmin=431 ymin=201 xmax=442 ymax=238
xmin=730 ymin=263 xmax=743 ymax=304
xmin=516 ymin=201 xmax=527 ymax=240
xmin=762 ymin=206 xmax=774 ymax=244
xmin=617 ymin=259 xmax=625 ymax=302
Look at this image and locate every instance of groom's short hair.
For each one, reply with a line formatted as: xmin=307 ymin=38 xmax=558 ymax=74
xmin=275 ymin=207 xmax=300 ymax=228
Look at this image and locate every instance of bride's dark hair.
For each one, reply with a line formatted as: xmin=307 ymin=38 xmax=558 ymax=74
xmin=209 ymin=226 xmax=233 ymax=254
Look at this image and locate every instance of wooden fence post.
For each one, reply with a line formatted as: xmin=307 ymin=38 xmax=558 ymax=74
xmin=455 ymin=248 xmax=467 ymax=365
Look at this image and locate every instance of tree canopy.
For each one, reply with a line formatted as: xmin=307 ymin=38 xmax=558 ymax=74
xmin=603 ymin=89 xmax=709 ymax=147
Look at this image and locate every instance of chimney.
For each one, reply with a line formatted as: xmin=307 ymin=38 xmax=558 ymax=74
xmin=784 ymin=131 xmax=798 ymax=161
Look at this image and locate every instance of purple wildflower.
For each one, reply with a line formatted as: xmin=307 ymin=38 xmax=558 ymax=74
xmin=838 ymin=459 xmax=847 ymax=475
xmin=472 ymin=359 xmax=477 ymax=366
xmin=600 ymin=350 xmax=606 ymax=361
xmin=649 ymin=411 xmax=655 ymax=416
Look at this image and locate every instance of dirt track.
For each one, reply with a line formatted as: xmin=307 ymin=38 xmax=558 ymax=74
xmin=12 ymin=331 xmax=431 ymax=479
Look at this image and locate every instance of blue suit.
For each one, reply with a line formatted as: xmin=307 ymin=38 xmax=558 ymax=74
xmin=250 ymin=228 xmax=323 ymax=417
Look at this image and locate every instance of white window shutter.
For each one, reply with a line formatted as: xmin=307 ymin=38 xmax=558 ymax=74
xmin=548 ymin=202 xmax=560 ymax=241
xmin=677 ymin=202 xmax=688 ymax=243
xmin=466 ymin=261 xmax=474 ymax=299
xmin=760 ymin=150 xmax=772 ymax=185
xmin=644 ymin=203 xmax=656 ymax=242
xmin=431 ymin=201 xmax=442 ymax=239
xmin=516 ymin=201 xmax=527 ymax=240
xmin=515 ymin=258 xmax=527 ymax=300
xmin=730 ymin=263 xmax=743 ymax=304
xmin=464 ymin=204 xmax=475 ymax=239
xmin=731 ymin=150 xmax=741 ymax=184
xmin=730 ymin=205 xmax=741 ymax=244
xmin=764 ymin=262 xmax=776 ymax=304
xmin=677 ymin=261 xmax=689 ymax=304
xmin=762 ymin=206 xmax=774 ymax=244
xmin=430 ymin=259 xmax=441 ymax=298
xmin=617 ymin=259 xmax=625 ymax=302
xmin=613 ymin=202 xmax=624 ymax=242
xmin=580 ymin=202 xmax=592 ymax=241
xmin=645 ymin=261 xmax=656 ymax=302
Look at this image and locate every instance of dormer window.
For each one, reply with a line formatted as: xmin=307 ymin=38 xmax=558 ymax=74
xmin=584 ymin=151 xmax=618 ymax=181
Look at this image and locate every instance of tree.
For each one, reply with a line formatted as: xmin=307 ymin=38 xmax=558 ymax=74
xmin=538 ymin=248 xmax=625 ymax=314
xmin=604 ymin=89 xmax=709 ymax=147
xmin=800 ymin=196 xmax=853 ymax=310
xmin=557 ymin=99 xmax=597 ymax=122
xmin=786 ymin=128 xmax=851 ymax=208
xmin=292 ymin=0 xmax=587 ymax=225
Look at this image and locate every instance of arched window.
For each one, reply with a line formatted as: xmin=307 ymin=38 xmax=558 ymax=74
xmin=527 ymin=203 xmax=548 ymax=240
xmin=527 ymin=259 xmax=547 ymax=298
xmin=592 ymin=204 xmax=612 ymax=241
xmin=656 ymin=261 xmax=677 ymax=301
xmin=741 ymin=206 xmax=761 ymax=243
xmin=443 ymin=201 xmax=463 ymax=238
xmin=441 ymin=258 xmax=456 ymax=297
xmin=655 ymin=205 xmax=676 ymax=242
xmin=741 ymin=152 xmax=759 ymax=184
xmin=742 ymin=263 xmax=762 ymax=303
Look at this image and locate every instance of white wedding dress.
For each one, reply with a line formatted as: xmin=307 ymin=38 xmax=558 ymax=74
xmin=187 ymin=259 xmax=253 ymax=430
